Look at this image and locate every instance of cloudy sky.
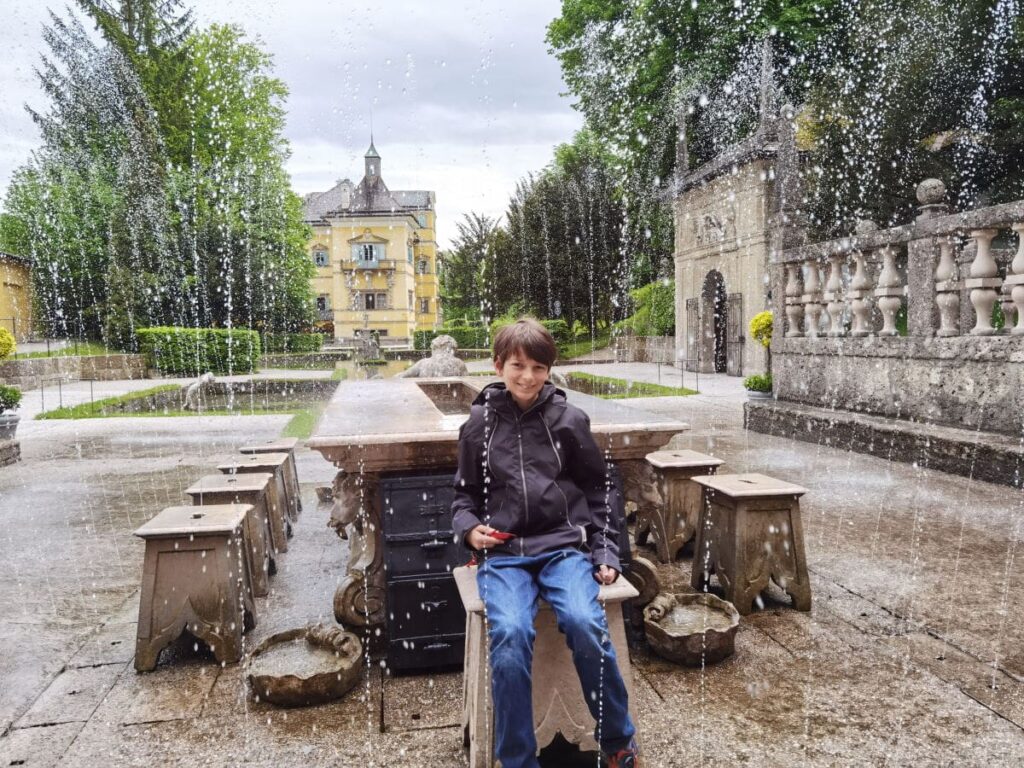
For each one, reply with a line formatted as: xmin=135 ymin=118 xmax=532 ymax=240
xmin=0 ymin=0 xmax=582 ymax=247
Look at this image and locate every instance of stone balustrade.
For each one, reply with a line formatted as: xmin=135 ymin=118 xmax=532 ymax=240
xmin=775 ymin=181 xmax=1024 ymax=339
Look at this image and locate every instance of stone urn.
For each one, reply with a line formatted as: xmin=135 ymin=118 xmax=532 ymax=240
xmin=643 ymin=592 xmax=740 ymax=666
xmin=0 ymin=413 xmax=19 ymax=441
xmin=246 ymin=624 xmax=362 ymax=707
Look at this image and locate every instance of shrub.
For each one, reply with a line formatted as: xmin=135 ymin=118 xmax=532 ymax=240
xmin=136 ymin=327 xmax=261 ymax=375
xmin=0 ymin=328 xmax=15 ymax=360
xmin=263 ymin=333 xmax=324 ymax=354
xmin=742 ymin=373 xmax=773 ymax=392
xmin=0 ymin=384 xmax=22 ymax=412
xmin=749 ymin=311 xmax=773 ymax=348
xmin=414 ymin=326 xmax=489 ymax=351
xmin=488 ymin=312 xmax=572 ymax=357
xmin=616 ymin=280 xmax=675 ymax=337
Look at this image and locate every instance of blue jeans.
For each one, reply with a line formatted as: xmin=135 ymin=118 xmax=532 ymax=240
xmin=478 ymin=548 xmax=636 ymax=768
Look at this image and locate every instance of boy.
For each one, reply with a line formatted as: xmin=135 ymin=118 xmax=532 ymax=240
xmin=452 ymin=318 xmax=641 ymax=768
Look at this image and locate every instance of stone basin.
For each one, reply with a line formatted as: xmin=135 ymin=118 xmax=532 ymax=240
xmin=308 ymin=376 xmax=689 ymax=472
xmin=245 ymin=624 xmax=362 ymax=707
xmin=643 ymin=592 xmax=740 ymax=666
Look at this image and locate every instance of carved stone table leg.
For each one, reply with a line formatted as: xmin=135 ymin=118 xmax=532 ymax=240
xmin=646 ymin=451 xmax=724 ymax=564
xmin=331 ymin=470 xmax=386 ymax=628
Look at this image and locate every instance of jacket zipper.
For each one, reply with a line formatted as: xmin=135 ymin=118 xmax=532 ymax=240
xmin=515 ymin=412 xmax=529 ymax=530
xmin=541 ymin=416 xmax=562 ymax=472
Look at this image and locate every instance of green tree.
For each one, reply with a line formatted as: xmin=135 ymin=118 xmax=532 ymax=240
xmin=440 ymin=213 xmax=498 ymax=324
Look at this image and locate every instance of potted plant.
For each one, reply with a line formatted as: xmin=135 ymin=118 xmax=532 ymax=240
xmin=0 ymin=385 xmax=22 ymax=440
xmin=743 ymin=373 xmax=773 ymax=399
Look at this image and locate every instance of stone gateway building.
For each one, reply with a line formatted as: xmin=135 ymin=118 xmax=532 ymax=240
xmin=302 ymin=142 xmax=440 ymax=344
xmin=0 ymin=252 xmax=32 ymax=342
xmin=672 ymin=124 xmax=785 ymax=379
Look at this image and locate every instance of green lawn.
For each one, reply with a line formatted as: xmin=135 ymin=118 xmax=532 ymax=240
xmin=560 ymin=330 xmax=612 ymax=361
xmin=36 ymin=385 xmax=183 ymax=419
xmin=564 ymin=372 xmax=697 ymax=399
xmin=281 ymin=403 xmax=326 ymax=439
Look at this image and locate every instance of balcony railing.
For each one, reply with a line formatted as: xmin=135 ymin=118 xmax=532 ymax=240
xmin=342 ymin=260 xmax=400 ymax=272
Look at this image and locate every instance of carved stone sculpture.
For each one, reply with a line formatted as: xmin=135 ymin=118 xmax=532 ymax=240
xmin=331 ymin=471 xmax=386 ymax=627
xmin=183 ymin=372 xmax=215 ymax=410
xmin=396 ymin=334 xmax=469 ymax=378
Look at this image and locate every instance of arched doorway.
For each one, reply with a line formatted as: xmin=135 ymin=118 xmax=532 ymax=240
xmin=701 ymin=270 xmax=728 ymax=374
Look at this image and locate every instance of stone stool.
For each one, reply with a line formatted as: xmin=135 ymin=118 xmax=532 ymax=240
xmin=642 ymin=450 xmax=725 ymax=563
xmin=185 ymin=473 xmax=282 ymax=598
xmin=454 ymin=566 xmax=640 ymax=768
xmin=134 ymin=504 xmax=256 ymax=671
xmin=240 ymin=437 xmax=301 ymax=520
xmin=217 ymin=452 xmax=294 ymax=539
xmin=690 ymin=472 xmax=811 ymax=615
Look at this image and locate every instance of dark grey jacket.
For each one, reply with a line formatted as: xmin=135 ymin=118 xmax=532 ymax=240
xmin=451 ymin=381 xmax=623 ymax=572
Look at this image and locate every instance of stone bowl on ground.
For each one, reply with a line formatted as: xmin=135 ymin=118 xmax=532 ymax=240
xmin=643 ymin=592 xmax=740 ymax=666
xmin=245 ymin=624 xmax=362 ymax=707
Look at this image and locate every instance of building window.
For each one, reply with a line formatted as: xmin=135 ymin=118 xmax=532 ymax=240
xmin=365 ymin=293 xmax=375 ymax=310
xmin=376 ymin=292 xmax=387 ymax=309
xmin=420 ymin=298 xmax=430 ymax=315
xmin=313 ymin=249 xmax=329 ymax=267
xmin=407 ymin=245 xmax=414 ymax=263
xmin=417 ymin=259 xmax=429 ymax=275
xmin=408 ymin=290 xmax=414 ymax=309
xmin=316 ymin=295 xmax=329 ymax=311
xmin=416 ymin=214 xmax=426 ymax=228
xmin=353 ymin=243 xmax=383 ymax=264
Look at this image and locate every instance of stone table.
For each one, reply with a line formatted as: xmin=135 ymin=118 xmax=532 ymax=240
xmin=308 ymin=376 xmax=688 ymax=628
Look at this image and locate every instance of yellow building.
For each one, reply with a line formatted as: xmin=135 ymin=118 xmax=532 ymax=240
xmin=303 ymin=142 xmax=440 ymax=344
xmin=0 ymin=252 xmax=32 ymax=342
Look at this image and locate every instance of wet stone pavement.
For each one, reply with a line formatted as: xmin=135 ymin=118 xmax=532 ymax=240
xmin=0 ymin=367 xmax=1022 ymax=766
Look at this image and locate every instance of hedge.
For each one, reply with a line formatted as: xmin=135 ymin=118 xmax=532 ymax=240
xmin=263 ymin=332 xmax=324 ymax=354
xmin=489 ymin=316 xmax=572 ymax=356
xmin=136 ymin=327 xmax=261 ymax=375
xmin=414 ymin=325 xmax=489 ymax=351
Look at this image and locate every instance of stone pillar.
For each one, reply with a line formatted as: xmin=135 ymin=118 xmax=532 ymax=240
xmin=967 ymin=228 xmax=1001 ymax=335
xmin=849 ymin=250 xmax=875 ymax=337
xmin=874 ymin=246 xmax=904 ymax=336
xmin=1007 ymin=223 xmax=1024 ymax=335
xmin=784 ymin=263 xmax=804 ymax=337
xmin=802 ymin=260 xmax=824 ymax=337
xmin=907 ymin=180 xmax=949 ymax=336
xmin=935 ymin=237 xmax=961 ymax=337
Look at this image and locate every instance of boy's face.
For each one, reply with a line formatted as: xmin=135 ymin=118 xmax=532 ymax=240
xmin=495 ymin=350 xmax=549 ymax=410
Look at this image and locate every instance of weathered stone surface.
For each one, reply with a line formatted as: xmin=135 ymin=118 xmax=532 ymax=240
xmin=67 ymin=621 xmax=136 ymax=668
xmin=0 ymin=438 xmax=20 ymax=466
xmin=382 ymin=670 xmax=462 ymax=731
xmin=644 ymin=592 xmax=740 ymax=666
xmin=92 ymin=661 xmax=218 ymax=725
xmin=15 ymin=664 xmax=122 ymax=727
xmin=0 ymin=354 xmax=147 ymax=389
xmin=0 ymin=722 xmax=84 ymax=768
xmin=772 ymin=335 xmax=1024 ymax=436
xmin=745 ymin=398 xmax=1024 ymax=487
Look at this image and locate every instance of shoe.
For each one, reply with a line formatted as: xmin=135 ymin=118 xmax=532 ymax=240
xmin=605 ymin=738 xmax=641 ymax=768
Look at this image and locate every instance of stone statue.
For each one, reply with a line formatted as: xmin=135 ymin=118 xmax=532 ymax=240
xmin=184 ymin=372 xmax=215 ymax=410
xmin=396 ymin=334 xmax=469 ymax=378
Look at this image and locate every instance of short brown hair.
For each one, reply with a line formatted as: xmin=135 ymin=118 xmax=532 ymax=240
xmin=493 ymin=318 xmax=557 ymax=369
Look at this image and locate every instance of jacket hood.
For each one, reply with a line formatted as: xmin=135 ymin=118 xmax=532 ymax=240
xmin=473 ymin=381 xmax=566 ymax=414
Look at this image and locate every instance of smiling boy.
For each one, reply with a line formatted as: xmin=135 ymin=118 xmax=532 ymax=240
xmin=452 ymin=318 xmax=641 ymax=768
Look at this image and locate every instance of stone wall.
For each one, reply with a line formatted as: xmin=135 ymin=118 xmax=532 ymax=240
xmin=0 ymin=355 xmax=148 ymax=389
xmin=773 ymin=336 xmax=1024 ymax=436
xmin=0 ymin=439 xmax=19 ymax=467
xmin=614 ymin=335 xmax=676 ymax=363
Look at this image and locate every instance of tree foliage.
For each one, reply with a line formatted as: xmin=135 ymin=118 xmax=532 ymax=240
xmin=0 ymin=2 xmax=313 ymax=347
xmin=486 ymin=130 xmax=627 ymax=335
xmin=439 ymin=212 xmax=498 ymax=324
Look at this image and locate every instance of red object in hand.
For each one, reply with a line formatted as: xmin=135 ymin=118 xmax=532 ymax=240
xmin=489 ymin=530 xmax=517 ymax=541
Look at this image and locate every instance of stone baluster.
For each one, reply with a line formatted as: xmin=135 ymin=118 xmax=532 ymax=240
xmin=802 ymin=260 xmax=824 ymax=337
xmin=848 ymin=250 xmax=875 ymax=337
xmin=874 ymin=246 xmax=904 ymax=336
xmin=1006 ymin=223 xmax=1024 ymax=336
xmin=934 ymin=236 xmax=960 ymax=336
xmin=966 ymin=228 xmax=1001 ymax=335
xmin=823 ymin=254 xmax=845 ymax=336
xmin=784 ymin=262 xmax=804 ymax=337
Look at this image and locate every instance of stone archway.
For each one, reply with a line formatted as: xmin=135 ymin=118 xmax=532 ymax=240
xmin=700 ymin=270 xmax=728 ymax=374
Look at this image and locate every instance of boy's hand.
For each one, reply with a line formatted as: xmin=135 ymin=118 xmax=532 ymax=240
xmin=466 ymin=525 xmax=504 ymax=550
xmin=594 ymin=564 xmax=619 ymax=585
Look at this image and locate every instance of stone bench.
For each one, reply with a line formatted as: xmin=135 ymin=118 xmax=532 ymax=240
xmin=185 ymin=473 xmax=282 ymax=598
xmin=454 ymin=565 xmax=639 ymax=768
xmin=690 ymin=472 xmax=811 ymax=615
xmin=217 ymin=452 xmax=294 ymax=539
xmin=641 ymin=449 xmax=724 ymax=562
xmin=240 ymin=437 xmax=301 ymax=521
xmin=134 ymin=504 xmax=256 ymax=672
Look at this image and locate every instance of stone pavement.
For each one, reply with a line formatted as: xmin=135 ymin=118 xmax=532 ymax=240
xmin=0 ymin=365 xmax=1021 ymax=766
